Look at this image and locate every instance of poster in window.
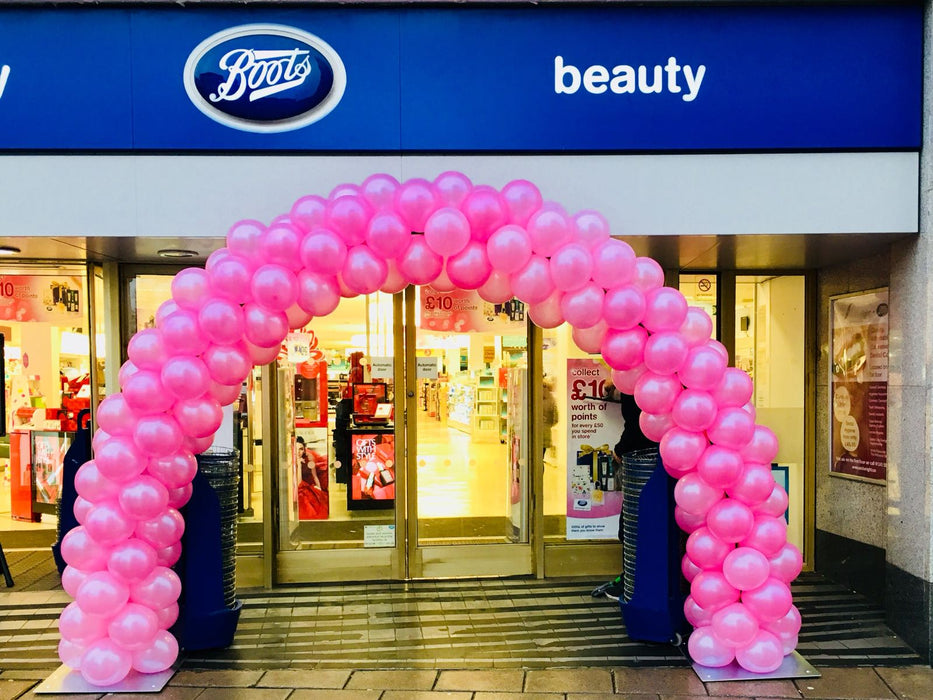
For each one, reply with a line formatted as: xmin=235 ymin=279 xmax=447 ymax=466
xmin=830 ymin=289 xmax=888 ymax=483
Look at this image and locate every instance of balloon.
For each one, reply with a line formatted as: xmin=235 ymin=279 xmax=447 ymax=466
xmin=203 ymin=342 xmax=251 ymax=386
xmin=226 ymin=219 xmax=265 ymax=257
xmin=127 ymin=329 xmax=168 ymax=372
xmin=298 ymin=228 xmax=347 ymax=275
xmin=96 ymin=394 xmax=139 ymax=436
xmin=84 ymin=500 xmax=134 ymax=546
xmin=80 ymin=638 xmax=133 ymax=686
xmin=711 ymin=602 xmax=760 ymax=648
xmin=62 ymin=566 xmax=90 ymax=598
xmin=256 ymin=221 xmax=302 ymax=271
xmin=686 ymin=527 xmax=733 ymax=569
xmin=61 ymin=527 xmax=109 ymax=571
xmin=727 ymin=462 xmax=776 ymax=506
xmin=73 ymin=496 xmax=93 ymax=524
xmin=510 ymin=255 xmax=554 ymax=305
xmin=696 ymin=445 xmax=745 ymax=490
xmin=134 ymin=414 xmax=184 ymax=458
xmin=95 ymin=436 xmax=146 ymax=483
xmin=118 ymin=360 xmax=141 ymax=387
xmin=154 ymin=602 xmax=180 ymax=630
xmin=130 ymin=567 xmax=182 ymax=610
xmin=341 ymin=245 xmax=388 ymax=295
xmin=123 ymin=370 xmax=174 ymax=415
xmin=240 ymin=304 xmax=288 ymax=350
xmin=769 ymin=543 xmax=803 ymax=583
xmin=131 ymin=630 xmax=179 ymax=674
xmin=397 ymin=237 xmax=443 ymax=286
xmin=674 ymin=472 xmax=723 ymax=516
xmin=251 ymin=264 xmax=298 ymax=312
xmin=244 ymin=338 xmax=280 ymax=365
xmin=680 ymin=307 xmax=714 ymax=347
xmin=735 ymin=630 xmax=784 ymax=673
xmin=59 ymin=638 xmax=87 ymax=669
xmin=358 ymin=174 xmax=398 ymax=210
xmin=432 ymin=171 xmax=472 ymax=208
xmin=501 ymin=179 xmax=542 ymax=226
xmin=711 ymin=368 xmax=754 ymax=408
xmin=170 ymin=268 xmax=211 ymax=311
xmin=197 ymin=298 xmax=245 ymax=346
xmin=135 ymin=509 xmax=185 ymax=550
xmin=296 ymin=271 xmax=341 ymax=317
xmin=59 ymin=602 xmax=109 ymax=645
xmin=612 ymin=364 xmax=648 ymax=395
xmin=108 ymin=603 xmax=160 ymax=652
xmin=394 ymin=178 xmax=438 ymax=232
xmin=461 ymin=185 xmax=508 ymax=242
xmin=571 ymin=321 xmax=607 ymax=354
xmin=76 ymin=571 xmax=130 ymax=616
xmin=75 ymin=462 xmax=121 ymax=503
xmin=146 ymin=451 xmax=197 ymax=489
xmin=591 ymin=239 xmax=636 ymax=290
xmin=326 ymin=194 xmax=372 ymax=246
xmin=672 ymin=389 xmax=718 ymax=432
xmin=208 ymin=253 xmax=254 ymax=304
xmin=118 ymin=476 xmax=170 ymax=521
xmin=688 ymin=626 xmax=735 ymax=668
xmin=740 ymin=425 xmax=780 ymax=464
xmin=476 ymin=269 xmax=513 ymax=303
xmin=560 ymin=283 xmax=604 ymax=329
xmin=601 ymin=327 xmax=649 ymax=371
xmin=603 ymin=285 xmax=646 ymax=330
xmin=763 ymin=605 xmax=802 ymax=641
xmin=679 ymin=345 xmax=728 ymax=391
xmin=160 ymin=355 xmax=211 ymax=401
xmin=423 ymin=207 xmax=471 ymax=257
xmin=92 ymin=429 xmax=112 ymax=454
xmin=366 ymin=213 xmax=411 ymax=260
xmin=675 ymin=505 xmax=707 ymax=534
xmin=644 ymin=332 xmax=689 ymax=375
xmin=447 ymin=241 xmax=492 ymax=290
xmin=707 ymin=407 xmax=756 ymax=451
xmin=659 ymin=428 xmax=708 ymax=472
xmin=526 ymin=206 xmax=572 ymax=257
xmin=184 ymin=434 xmax=215 ymax=455
xmin=154 ymin=300 xmax=181 ymax=327
xmin=550 ymin=243 xmax=593 ymax=292
xmin=723 ymin=547 xmax=771 ymax=591
xmin=642 ymin=287 xmax=688 ymax=332
xmin=528 ymin=291 xmax=564 ymax=329
xmin=753 ymin=483 xmax=790 ymax=519
xmin=430 ymin=269 xmax=456 ymax=293
xmin=632 ymin=257 xmax=665 ymax=292
xmin=684 ymin=595 xmax=716 ymax=628
xmin=108 ymin=539 xmax=158 ymax=583
xmin=166 ymin=483 xmax=193 ymax=510
xmin=380 ymin=260 xmax=409 ymax=294
xmin=691 ymin=571 xmax=740 ymax=610
xmin=639 ymin=411 xmax=675 ymax=443
xmin=740 ymin=515 xmax=788 ymax=557
xmin=633 ymin=371 xmax=681 ymax=414
xmin=159 ymin=310 xmax=209 ymax=358
xmin=572 ymin=210 xmax=611 ymax=249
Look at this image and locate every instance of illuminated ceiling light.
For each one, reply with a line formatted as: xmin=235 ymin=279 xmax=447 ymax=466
xmin=0 ymin=245 xmax=21 ymax=255
xmin=157 ymin=248 xmax=199 ymax=258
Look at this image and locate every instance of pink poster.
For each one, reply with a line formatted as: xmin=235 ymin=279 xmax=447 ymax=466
xmin=0 ymin=275 xmax=84 ymax=324
xmin=418 ymin=286 xmax=525 ymax=332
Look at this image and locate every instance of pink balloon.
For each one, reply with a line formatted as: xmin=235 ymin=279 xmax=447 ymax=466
xmin=560 ymin=283 xmax=604 ymax=329
xmin=510 ymin=254 xmax=554 ymax=305
xmin=740 ymin=425 xmax=780 ymax=464
xmin=59 ymin=601 xmax=109 ymax=645
xmin=632 ymin=257 xmax=665 ymax=292
xmin=299 ymin=228 xmax=348 ymax=275
xmin=397 ymin=237 xmax=443 ymax=286
xmin=96 ymin=394 xmax=138 ymax=436
xmin=156 ymin=542 xmax=183 ymax=568
xmin=679 ymin=345 xmax=728 ymax=391
xmin=447 ymin=241 xmax=492 ymax=290
xmin=682 ymin=554 xmax=703 ymax=583
xmin=95 ymin=436 xmax=146 ymax=483
xmin=186 ymin=434 xmax=215 ymax=455
xmin=203 ymin=343 xmax=251 ymax=386
xmin=208 ymin=253 xmax=254 ymax=304
xmin=62 ymin=566 xmax=90 ymax=598
xmin=697 ymin=445 xmax=745 ymax=490
xmin=711 ymin=368 xmax=754 ymax=408
xmin=155 ymin=602 xmax=180 ymax=629
xmin=550 ymin=243 xmax=593 ymax=292
xmin=166 ymin=483 xmax=193 ymax=510
xmin=171 ymin=268 xmax=211 ymax=311
xmin=644 ymin=332 xmax=689 ymax=375
xmin=723 ymin=547 xmax=772 ymax=591
xmin=674 ymin=472 xmax=724 ymax=516
xmin=296 ymin=270 xmax=340 ymax=317
xmin=92 ymin=430 xmax=112 ymax=454
xmin=76 ymin=571 xmax=130 ymax=616
xmin=727 ymin=463 xmax=777 ymax=506
xmin=639 ymin=411 xmax=675 ymax=443
xmin=359 ymin=173 xmax=400 ymax=209
xmin=572 ymin=210 xmax=611 ymax=249
xmin=711 ymin=602 xmax=760 ymax=648
xmin=130 ymin=567 xmax=182 ymax=610
xmin=763 ymin=604 xmax=802 ymax=640
xmin=740 ymin=516 xmax=788 ymax=557
xmin=61 ymin=527 xmax=109 ymax=571
xmin=251 ymin=264 xmax=298 ymax=312
xmin=394 ymin=178 xmax=438 ymax=232
xmin=59 ymin=638 xmax=87 ymax=670
xmin=210 ymin=379 xmax=244 ymax=407
xmin=259 ymin=221 xmax=303 ymax=270
xmin=642 ymin=287 xmax=688 ymax=332
xmin=675 ymin=505 xmax=707 ymax=535
xmin=707 ymin=407 xmax=756 ymax=451
xmin=245 ymin=339 xmax=280 ymax=366
xmin=73 ymin=496 xmax=93 ymax=524
xmin=160 ymin=356 xmax=211 ymax=401
xmin=501 ymin=179 xmax=542 ymax=226
xmin=672 ymin=389 xmax=719 ymax=432
xmin=172 ymin=396 xmax=223 ymax=439
xmin=612 ymin=364 xmax=648 ymax=395
xmin=282 ymin=303 xmax=312 ymax=330
xmin=633 ymin=371 xmax=681 ymax=414
xmin=659 ymin=428 xmax=708 ymax=472
xmin=342 ymin=245 xmax=388 ymax=294
xmin=477 ymin=269 xmax=513 ymax=304
xmin=241 ymin=304 xmax=288 ymax=349
xmin=80 ymin=638 xmax=133 ymax=686
xmin=430 ymin=270 xmax=457 ymax=293
xmin=159 ymin=310 xmax=208 ymax=358
xmin=691 ymin=571 xmax=740 ymax=610
xmin=365 ymin=213 xmax=411 ymax=260
xmin=528 ymin=291 xmax=564 ymax=329
xmin=380 ymin=260 xmax=409 ymax=294
xmin=108 ymin=539 xmax=158 ymax=583
xmin=131 ymin=630 xmax=179 ymax=674
xmin=134 ymin=414 xmax=185 ymax=458
xmin=432 ymin=171 xmax=472 ymax=207
xmin=706 ymin=494 xmax=755 ymax=543
xmin=123 ymin=370 xmax=174 ymax=416
xmin=602 ymin=285 xmax=646 ymax=330
xmin=591 ymin=239 xmax=636 ymax=289
xmin=135 ymin=509 xmax=185 ymax=550
xmin=753 ymin=483 xmax=789 ymax=519
xmin=571 ymin=321 xmax=608 ymax=354
xmin=680 ymin=306 xmax=714 ymax=347
xmin=684 ymin=596 xmax=717 ymax=628
xmin=84 ymin=500 xmax=135 ymax=546
xmin=768 ymin=543 xmax=803 ymax=583
xmin=686 ymin=527 xmax=734 ymax=569
xmin=290 ymin=195 xmax=327 ymax=233
xmin=155 ymin=299 xmax=181 ymax=326
xmin=127 ymin=329 xmax=168 ymax=372
xmin=688 ymin=626 xmax=735 ymax=668
xmin=117 ymin=360 xmax=141 ymax=387
xmin=424 ymin=207 xmax=471 ymax=257
xmin=326 ymin=194 xmax=373 ymax=246
xmin=735 ymin=630 xmax=784 ymax=673
xmin=461 ymin=185 xmax=508 ymax=242
xmin=108 ymin=603 xmax=160 ymax=652
xmin=118 ymin=477 xmax=170 ymax=521
xmin=601 ymin=327 xmax=649 ymax=371
xmin=146 ymin=451 xmax=197 ymax=489
xmin=526 ymin=206 xmax=572 ymax=257
xmin=226 ymin=219 xmax=265 ymax=257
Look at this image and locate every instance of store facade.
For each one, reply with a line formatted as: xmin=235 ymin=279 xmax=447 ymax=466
xmin=0 ymin=0 xmax=930 ymax=661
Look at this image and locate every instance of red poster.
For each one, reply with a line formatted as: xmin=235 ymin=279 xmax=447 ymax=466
xmin=349 ymin=432 xmax=395 ymax=507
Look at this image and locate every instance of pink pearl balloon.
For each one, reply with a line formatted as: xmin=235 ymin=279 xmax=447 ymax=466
xmin=633 ymin=371 xmax=681 ymax=414
xmin=173 ymin=396 xmax=223 ymax=438
xmin=397 ymin=237 xmax=443 ymax=286
xmin=612 ymin=364 xmax=648 ymax=395
xmin=380 ymin=260 xmax=408 ymax=294
xmin=501 ymin=179 xmax=542 ymax=226
xmin=673 ymin=472 xmax=724 ymax=516
xmin=123 ymin=370 xmax=174 ymax=415
xmin=84 ymin=500 xmax=134 ymax=546
xmin=361 ymin=173 xmax=401 ymax=209
xmin=326 ymin=194 xmax=373 ymax=247
xmin=735 ymin=630 xmax=784 ymax=673
xmin=245 ymin=339 xmax=281 ymax=366
xmin=768 ymin=543 xmax=803 ymax=583
xmin=560 ymin=283 xmax=604 ymax=329
xmin=740 ymin=425 xmax=780 ymax=464
xmin=447 ymin=241 xmax=492 ymax=290
xmin=528 ymin=291 xmax=564 ymax=329
xmin=686 ymin=527 xmax=733 ymax=569
xmin=602 ymin=285 xmax=646 ymax=330
xmin=61 ymin=527 xmax=109 ymax=571
xmin=639 ymin=411 xmax=675 ymax=443
xmin=672 ymin=389 xmax=719 ymax=432
xmin=643 ymin=287 xmax=688 ymax=332
xmin=260 ymin=221 xmax=304 ymax=270
xmin=210 ymin=379 xmax=244 ymax=407
xmin=76 ymin=571 xmax=130 ymax=616
xmin=59 ymin=601 xmax=109 ymax=645
xmin=73 ymin=496 xmax=93 ymax=524
xmin=155 ymin=300 xmax=181 ymax=326
xmin=131 ymin=629 xmax=179 ymax=674
xmin=723 ymin=547 xmax=772 ymax=591
xmin=134 ymin=414 xmax=185 ymax=458
xmin=146 ymin=451 xmax=197 ymax=489
xmin=727 ymin=463 xmax=777 ymax=506
xmin=740 ymin=516 xmax=788 ymax=557
xmin=130 ymin=567 xmax=182 ymax=610
xmin=591 ymin=239 xmax=636 ymax=289
xmin=601 ymin=327 xmax=649 ymax=371
xmin=688 ymin=626 xmax=735 ymax=668
xmin=59 ymin=638 xmax=87 ymax=670
xmin=299 ymin=228 xmax=347 ymax=275
xmin=197 ymin=298 xmax=245 ymax=346
xmin=365 ymin=213 xmax=411 ymax=260
xmin=706 ymin=498 xmax=755 ymax=543
xmin=644 ymin=332 xmax=689 ymax=375
xmin=241 ymin=304 xmax=288 ymax=349
xmin=430 ymin=269 xmax=456 ymax=293
xmin=156 ymin=542 xmax=183 ymax=568
xmin=203 ymin=343 xmax=251 ymax=386
xmin=160 ymin=356 xmax=211 ymax=401
xmin=712 ymin=602 xmax=760 ymax=648
xmin=394 ymin=178 xmax=438 ymax=232
xmin=697 ymin=445 xmax=745 ymax=490
xmin=135 ymin=509 xmax=185 ymax=550
xmin=342 ymin=245 xmax=388 ymax=295
xmin=81 ymin=638 xmax=133 ymax=686
xmin=675 ymin=505 xmax=708 ymax=534
xmin=659 ymin=428 xmax=708 ymax=472
xmin=572 ymin=210 xmax=611 ymax=249
xmin=251 ymin=264 xmax=298 ymax=312
xmin=171 ymin=268 xmax=211 ymax=311
xmin=526 ymin=206 xmax=572 ymax=257
xmin=118 ymin=361 xmax=141 ymax=387
xmin=226 ymin=219 xmax=265 ymax=257
xmin=424 ymin=207 xmax=471 ymax=257
xmin=632 ymin=257 xmax=664 ymax=292
xmin=166 ymin=483 xmax=193 ymax=510
xmin=208 ymin=253 xmax=254 ymax=304
xmin=679 ymin=345 xmax=728 ymax=391
xmin=708 ymin=407 xmax=756 ymax=451
xmin=691 ymin=571 xmax=741 ymax=611
xmin=127 ymin=329 xmax=168 ymax=372
xmin=763 ymin=604 xmax=802 ymax=640
xmin=711 ymin=368 xmax=754 ymax=408
xmin=461 ymin=185 xmax=508 ymax=242
xmin=550 ymin=243 xmax=593 ymax=292
xmin=477 ymin=269 xmax=513 ymax=304
xmin=753 ymin=483 xmax=789 ymax=519
xmin=682 ymin=554 xmax=703 ymax=583
xmin=118 ymin=476 xmax=170 ymax=521
xmin=96 ymin=394 xmax=139 ymax=437
xmin=571 ymin=321 xmax=608 ymax=354
xmin=91 ymin=430 xmax=112 ymax=455
xmin=95 ymin=436 xmax=147 ymax=483
xmin=62 ymin=566 xmax=90 ymax=598
xmin=107 ymin=539 xmax=158 ymax=583
xmin=296 ymin=271 xmax=340 ymax=317
xmin=108 ymin=603 xmax=160 ymax=652
xmin=510 ymin=254 xmax=554 ymax=305
xmin=680 ymin=306 xmax=714 ymax=347
xmin=432 ymin=171 xmax=472 ymax=208
xmin=159 ymin=310 xmax=209 ymax=358
xmin=684 ymin=595 xmax=716 ymax=627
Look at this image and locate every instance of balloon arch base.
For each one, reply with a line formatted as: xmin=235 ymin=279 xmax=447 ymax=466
xmin=694 ymin=650 xmax=820 ymax=683
xmin=33 ymin=664 xmax=176 ymax=695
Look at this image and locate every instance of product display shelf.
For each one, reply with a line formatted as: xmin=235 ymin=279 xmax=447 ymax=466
xmin=498 ymin=387 xmax=508 ymax=444
xmin=472 ymin=374 xmax=499 ymax=442
xmin=447 ymin=381 xmax=473 ymax=433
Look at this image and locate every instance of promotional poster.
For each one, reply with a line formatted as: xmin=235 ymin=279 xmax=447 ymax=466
xmin=0 ymin=275 xmax=83 ymax=324
xmin=419 ymin=286 xmax=526 ymax=333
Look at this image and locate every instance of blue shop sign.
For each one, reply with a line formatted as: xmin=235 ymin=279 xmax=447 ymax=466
xmin=0 ymin=5 xmax=921 ymax=151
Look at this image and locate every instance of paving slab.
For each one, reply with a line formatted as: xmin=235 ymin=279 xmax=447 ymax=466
xmin=381 ymin=692 xmax=473 ymax=700
xmin=795 ymin=667 xmax=896 ymax=699
xmin=290 ymin=690 xmax=381 ymax=700
xmin=525 ymin=669 xmax=613 ymax=694
xmin=0 ymin=680 xmax=36 ymax=700
xmin=193 ymin=689 xmax=290 ymax=700
xmin=345 ymin=670 xmax=438 ymax=691
xmin=614 ymin=667 xmax=707 ymax=696
xmin=474 ymin=693 xmax=564 ymax=700
xmin=435 ymin=669 xmax=525 ymax=692
xmin=874 ymin=666 xmax=933 ymax=700
xmin=103 ymin=687 xmax=204 ymax=700
xmin=170 ymin=670 xmax=264 ymax=688
xmin=256 ymin=669 xmax=350 ymax=689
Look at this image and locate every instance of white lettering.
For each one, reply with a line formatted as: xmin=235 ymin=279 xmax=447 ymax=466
xmin=610 ymin=65 xmax=635 ymax=94
xmin=0 ymin=65 xmax=9 ymax=99
xmin=583 ymin=65 xmax=609 ymax=94
xmin=210 ymin=48 xmax=313 ymax=103
xmin=554 ymin=55 xmax=705 ymax=102
xmin=637 ymin=65 xmax=663 ymax=94
xmin=682 ymin=64 xmax=706 ymax=103
xmin=554 ymin=56 xmax=580 ymax=94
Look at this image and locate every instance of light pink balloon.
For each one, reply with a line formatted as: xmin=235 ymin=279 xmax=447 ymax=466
xmin=289 ymin=195 xmax=327 ymax=233
xmin=571 ymin=321 xmax=608 ymax=354
xmin=432 ymin=171 xmax=472 ymax=208
xmin=59 ymin=638 xmax=87 ymax=670
xmin=675 ymin=505 xmax=708 ymax=534
xmin=366 ymin=212 xmax=411 ymax=260
xmin=259 ymin=221 xmax=304 ymax=270
xmin=707 ymin=498 xmax=755 ymax=544
xmin=96 ymin=395 xmax=139 ymax=438
xmin=740 ymin=425 xmax=780 ymax=464
xmin=166 ymin=483 xmax=193 ymax=510
xmin=245 ymin=339 xmax=281 ymax=366
xmin=241 ymin=304 xmax=288 ymax=349
xmin=591 ymin=239 xmax=636 ymax=289
xmin=251 ymin=264 xmax=298 ymax=312
xmin=172 ymin=396 xmax=223 ymax=439
xmin=61 ymin=527 xmax=109 ymax=571
xmin=686 ymin=527 xmax=733 ymax=569
xmin=753 ymin=483 xmax=790 ymax=519
xmin=672 ymin=389 xmax=718 ymax=432
xmin=208 ymin=253 xmax=254 ymax=304
xmin=560 ymin=283 xmax=604 ymax=329
xmin=131 ymin=629 xmax=179 ymax=674
xmin=477 ymin=270 xmax=513 ymax=304
xmin=711 ymin=367 xmax=754 ymax=407
xmin=159 ymin=310 xmax=208 ymax=358
xmin=127 ymin=328 xmax=168 ymax=372
xmin=130 ymin=567 xmax=182 ymax=610
xmin=397 ymin=237 xmax=443 ymax=286
xmin=501 ymin=179 xmax=542 ymax=226
xmin=171 ymin=268 xmax=211 ymax=311
xmin=394 ymin=178 xmax=438 ymax=232
xmin=123 ymin=370 xmax=174 ymax=416
xmin=768 ymin=543 xmax=803 ymax=583
xmin=723 ymin=547 xmax=772 ymax=591
xmin=299 ymin=228 xmax=348 ymax=275
xmin=107 ymin=539 xmax=158 ymax=583
xmin=572 ymin=210 xmax=611 ymax=249
xmin=117 ymin=360 xmax=141 ymax=387
xmin=461 ymin=185 xmax=508 ymax=242
xmin=639 ymin=411 xmax=675 ymax=443
xmin=528 ymin=291 xmax=564 ymax=329
xmin=659 ymin=428 xmax=708 ymax=472
xmin=226 ymin=219 xmax=266 ymax=257
xmin=59 ymin=601 xmax=109 ymax=645
xmin=155 ymin=300 xmax=181 ymax=326
xmin=359 ymin=173 xmax=400 ymax=209
xmin=601 ymin=327 xmax=649 ymax=371
xmin=380 ymin=260 xmax=409 ymax=294
xmin=688 ymin=625 xmax=735 ymax=668
xmin=210 ymin=379 xmax=245 ymax=407
xmin=447 ymin=241 xmax=492 ymax=290
xmin=735 ymin=630 xmax=784 ymax=673
xmin=430 ymin=269 xmax=457 ymax=293
xmin=740 ymin=516 xmax=788 ymax=557
xmin=76 ymin=571 xmax=130 ymax=616
xmin=160 ymin=356 xmax=211 ymax=401
xmin=95 ymin=436 xmax=147 ymax=483
xmin=679 ymin=345 xmax=728 ymax=391
xmin=682 ymin=554 xmax=703 ymax=583
xmin=763 ymin=604 xmax=802 ymax=640
xmin=296 ymin=270 xmax=340 ymax=317
xmin=708 ymin=407 xmax=756 ymax=450
xmin=526 ymin=206 xmax=572 ymax=257
xmin=326 ymin=194 xmax=373 ymax=247
xmin=155 ymin=602 xmax=180 ymax=630
xmin=674 ymin=472 xmax=724 ymax=517
xmin=632 ymin=257 xmax=665 ymax=292
xmin=684 ymin=595 xmax=717 ymax=627
xmin=84 ymin=500 xmax=134 ymax=546
xmin=73 ymin=496 xmax=93 ymax=524
xmin=91 ymin=430 xmax=112 ymax=454
xmin=680 ymin=306 xmax=714 ymax=346
xmin=118 ymin=477 xmax=170 ymax=521
xmin=146 ymin=451 xmax=197 ymax=490
xmin=62 ymin=566 xmax=91 ymax=598
xmin=644 ymin=331 xmax=689 ymax=375
xmin=612 ymin=364 xmax=648 ymax=395
xmin=633 ymin=371 xmax=682 ymax=414
xmin=711 ymin=602 xmax=760 ymax=648
xmin=424 ymin=207 xmax=471 ymax=257
xmin=510 ymin=255 xmax=554 ymax=305
xmin=134 ymin=414 xmax=185 ymax=457
xmin=643 ymin=287 xmax=688 ymax=333
xmin=697 ymin=445 xmax=745 ymax=490
xmin=108 ymin=603 xmax=160 ymax=652
xmin=203 ymin=343 xmax=251 ymax=386
xmin=727 ymin=462 xmax=777 ymax=506
xmin=80 ymin=638 xmax=133 ymax=686
xmin=342 ymin=245 xmax=388 ymax=294
xmin=135 ymin=509 xmax=185 ymax=550
xmin=691 ymin=571 xmax=740 ymax=610
xmin=603 ymin=285 xmax=646 ymax=330
xmin=550 ymin=243 xmax=593 ymax=292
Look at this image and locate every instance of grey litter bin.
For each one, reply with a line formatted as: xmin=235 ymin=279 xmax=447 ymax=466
xmin=195 ymin=448 xmax=241 ymax=609
xmin=620 ymin=447 xmax=661 ymax=603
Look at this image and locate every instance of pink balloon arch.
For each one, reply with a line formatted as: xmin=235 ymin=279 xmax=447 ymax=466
xmin=58 ymin=172 xmax=802 ymax=684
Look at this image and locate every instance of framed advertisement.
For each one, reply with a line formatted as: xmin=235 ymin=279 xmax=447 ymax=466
xmin=829 ymin=288 xmax=888 ymax=484
xmin=31 ymin=430 xmax=73 ymax=514
xmin=346 ymin=428 xmax=395 ymax=510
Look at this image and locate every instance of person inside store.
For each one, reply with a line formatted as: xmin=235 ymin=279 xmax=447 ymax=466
xmin=592 ymin=376 xmax=659 ymax=601
xmin=333 ymin=385 xmax=354 ymax=485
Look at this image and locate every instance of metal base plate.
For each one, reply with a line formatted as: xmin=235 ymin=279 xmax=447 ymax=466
xmin=694 ymin=651 xmax=821 ymax=682
xmin=33 ymin=664 xmax=176 ymax=694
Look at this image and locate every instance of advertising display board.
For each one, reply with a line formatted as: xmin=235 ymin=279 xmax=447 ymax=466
xmin=31 ymin=430 xmax=73 ymax=515
xmin=347 ymin=429 xmax=396 ymax=510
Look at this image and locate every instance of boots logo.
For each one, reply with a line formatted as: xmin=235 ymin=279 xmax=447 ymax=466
xmin=183 ymin=24 xmax=346 ymax=133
